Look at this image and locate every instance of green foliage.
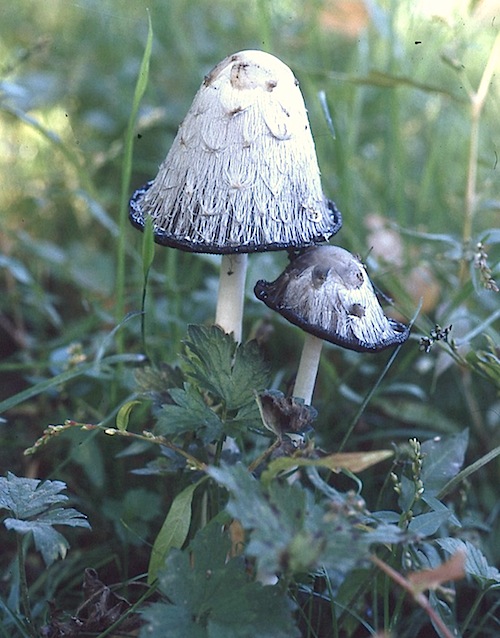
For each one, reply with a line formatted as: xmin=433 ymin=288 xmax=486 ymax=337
xmin=466 ymin=336 xmax=500 ymax=391
xmin=209 ymin=463 xmax=406 ymax=580
xmin=1 ymin=1 xmax=499 ymax=636
xmin=157 ymin=384 xmax=224 ymax=444
xmin=0 ymin=472 xmax=90 ymax=567
xmin=148 ymin=479 xmax=202 ymax=584
xmin=420 ymin=429 xmax=469 ymax=497
xmin=155 ymin=325 xmax=269 ymax=444
xmin=437 ymin=538 xmax=500 ymax=590
xmin=141 ymin=520 xmax=299 ymax=638
xmin=182 ymin=325 xmax=270 ymax=412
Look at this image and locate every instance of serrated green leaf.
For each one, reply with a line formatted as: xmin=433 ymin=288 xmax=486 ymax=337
xmin=182 ymin=325 xmax=269 ymax=411
xmin=140 ymin=601 xmax=204 ymax=638
xmin=437 ymin=538 xmax=500 ymax=588
xmin=148 ymin=480 xmax=202 ymax=585
xmin=156 ymin=384 xmax=223 ymax=443
xmin=0 ymin=472 xmax=67 ymax=518
xmin=420 ymin=430 xmax=469 ymax=497
xmin=116 ymin=400 xmax=141 ymax=431
xmin=0 ymin=473 xmax=90 ymax=566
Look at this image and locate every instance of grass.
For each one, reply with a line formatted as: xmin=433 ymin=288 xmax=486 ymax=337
xmin=1 ymin=1 xmax=499 ymax=636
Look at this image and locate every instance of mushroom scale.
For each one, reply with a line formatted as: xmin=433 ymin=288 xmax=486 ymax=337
xmin=254 ymin=245 xmax=409 ymax=353
xmin=129 ymin=50 xmax=342 ymax=254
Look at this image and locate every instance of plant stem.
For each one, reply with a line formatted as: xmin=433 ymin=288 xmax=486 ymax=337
xmin=293 ymin=333 xmax=324 ymax=405
xmin=17 ymin=536 xmax=36 ymax=638
xmin=215 ymin=254 xmax=248 ymax=343
xmin=116 ymin=12 xmax=153 ymax=352
xmin=460 ymin=31 xmax=500 ymax=283
xmin=371 ymin=555 xmax=455 ymax=638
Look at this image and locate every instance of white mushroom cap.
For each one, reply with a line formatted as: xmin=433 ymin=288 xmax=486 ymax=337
xmin=130 ymin=50 xmax=341 ymax=254
xmin=254 ymin=245 xmax=409 ymax=352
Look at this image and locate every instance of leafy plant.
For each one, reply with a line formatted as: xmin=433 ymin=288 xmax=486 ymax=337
xmin=0 ymin=473 xmax=90 ymax=636
xmin=1 ymin=1 xmax=499 ymax=636
xmin=141 ymin=519 xmax=299 ymax=638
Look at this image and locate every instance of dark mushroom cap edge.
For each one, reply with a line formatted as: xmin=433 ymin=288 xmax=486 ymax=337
xmin=129 ymin=181 xmax=342 ymax=255
xmin=254 ymin=278 xmax=410 ymax=353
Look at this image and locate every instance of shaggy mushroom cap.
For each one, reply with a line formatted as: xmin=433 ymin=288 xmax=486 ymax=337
xmin=130 ymin=50 xmax=341 ymax=254
xmin=254 ymin=245 xmax=409 ymax=352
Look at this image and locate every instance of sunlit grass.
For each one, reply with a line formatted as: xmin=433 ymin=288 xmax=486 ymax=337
xmin=0 ymin=1 xmax=499 ymax=635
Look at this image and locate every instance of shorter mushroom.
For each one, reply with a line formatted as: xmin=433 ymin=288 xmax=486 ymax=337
xmin=254 ymin=245 xmax=409 ymax=404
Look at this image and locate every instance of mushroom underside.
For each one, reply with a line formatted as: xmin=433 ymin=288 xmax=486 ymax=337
xmin=129 ymin=181 xmax=342 ymax=254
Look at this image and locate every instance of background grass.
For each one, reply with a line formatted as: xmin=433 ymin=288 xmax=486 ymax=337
xmin=0 ymin=0 xmax=499 ymax=635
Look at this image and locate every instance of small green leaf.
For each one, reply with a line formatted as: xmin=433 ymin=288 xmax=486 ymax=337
xmin=116 ymin=400 xmax=141 ymax=431
xmin=420 ymin=429 xmax=469 ymax=497
xmin=408 ymin=511 xmax=451 ymax=536
xmin=148 ymin=480 xmax=202 ymax=585
xmin=156 ymin=384 xmax=223 ymax=443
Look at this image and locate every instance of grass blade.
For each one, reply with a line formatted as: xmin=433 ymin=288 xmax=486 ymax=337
xmin=115 ymin=10 xmax=154 ymax=350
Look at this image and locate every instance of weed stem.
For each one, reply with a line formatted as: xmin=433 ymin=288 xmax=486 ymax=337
xmin=461 ymin=31 xmax=500 ymax=282
xmin=17 ymin=536 xmax=36 ymax=638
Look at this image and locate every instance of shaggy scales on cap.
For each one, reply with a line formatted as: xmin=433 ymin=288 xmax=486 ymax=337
xmin=255 ymin=245 xmax=409 ymax=352
xmin=254 ymin=245 xmax=409 ymax=403
xmin=129 ymin=49 xmax=341 ymax=254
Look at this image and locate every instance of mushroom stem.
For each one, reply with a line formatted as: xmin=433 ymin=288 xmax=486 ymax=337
xmin=215 ymin=253 xmax=249 ymax=343
xmin=293 ymin=333 xmax=324 ymax=405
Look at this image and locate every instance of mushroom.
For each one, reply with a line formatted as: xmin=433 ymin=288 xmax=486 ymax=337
xmin=130 ymin=50 xmax=341 ymax=342
xmin=254 ymin=245 xmax=409 ymax=404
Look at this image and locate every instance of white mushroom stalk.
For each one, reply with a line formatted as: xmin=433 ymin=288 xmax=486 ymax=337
xmin=129 ymin=50 xmax=342 ymax=343
xmin=293 ymin=333 xmax=324 ymax=404
xmin=254 ymin=245 xmax=410 ymax=405
xmin=215 ymin=253 xmax=248 ymax=342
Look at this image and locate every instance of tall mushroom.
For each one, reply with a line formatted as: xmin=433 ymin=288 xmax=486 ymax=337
xmin=130 ymin=50 xmax=341 ymax=342
xmin=254 ymin=245 xmax=409 ymax=404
